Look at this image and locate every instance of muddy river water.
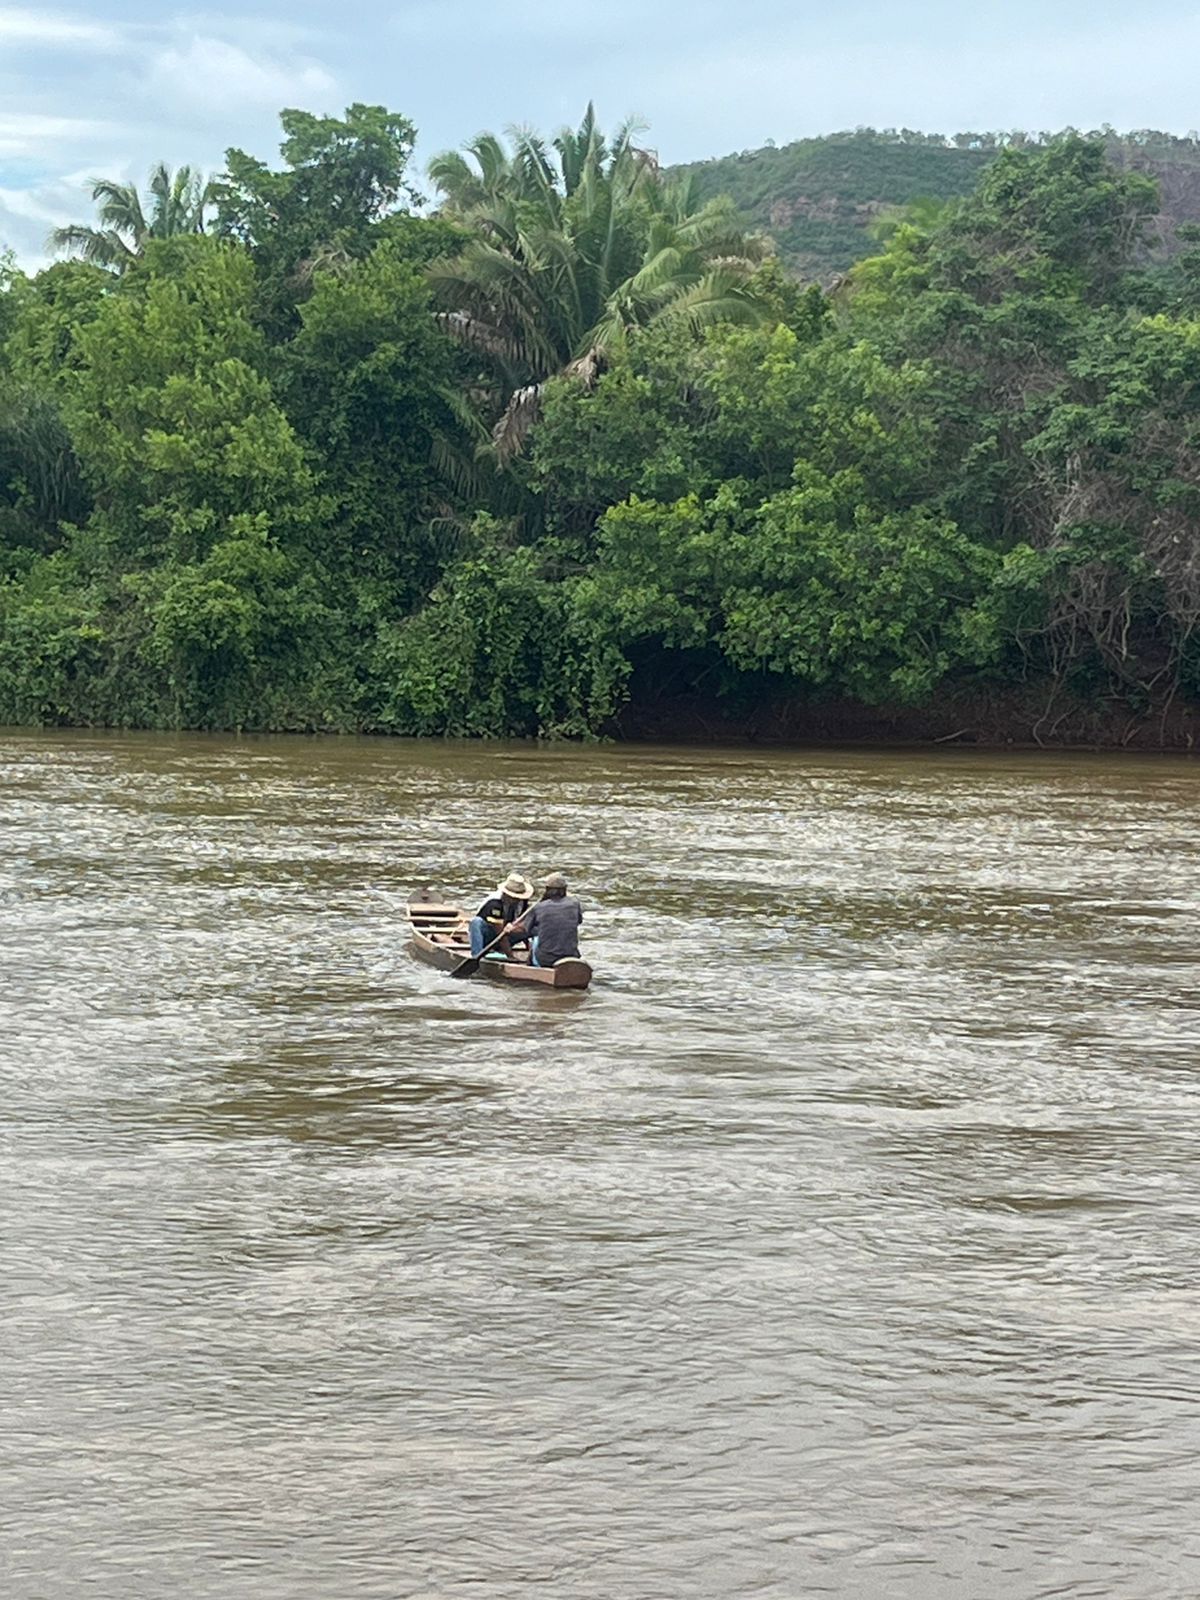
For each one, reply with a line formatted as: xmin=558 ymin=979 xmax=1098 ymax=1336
xmin=2 ymin=732 xmax=1199 ymax=1598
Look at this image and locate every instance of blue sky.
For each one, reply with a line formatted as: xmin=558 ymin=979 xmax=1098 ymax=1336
xmin=0 ymin=0 xmax=1187 ymax=265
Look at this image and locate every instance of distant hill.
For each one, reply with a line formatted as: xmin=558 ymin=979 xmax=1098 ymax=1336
xmin=673 ymin=128 xmax=1200 ymax=280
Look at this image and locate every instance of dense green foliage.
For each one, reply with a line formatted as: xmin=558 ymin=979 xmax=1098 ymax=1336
xmin=427 ymin=107 xmax=768 ymax=459
xmin=1 ymin=111 xmax=1198 ymax=740
xmin=675 ymin=126 xmax=1200 ymax=280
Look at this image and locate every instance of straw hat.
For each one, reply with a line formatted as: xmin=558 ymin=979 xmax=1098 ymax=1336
xmin=497 ymin=871 xmax=534 ymax=899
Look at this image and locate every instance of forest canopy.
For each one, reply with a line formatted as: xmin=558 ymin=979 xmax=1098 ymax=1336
xmin=1 ymin=109 xmax=1198 ymax=744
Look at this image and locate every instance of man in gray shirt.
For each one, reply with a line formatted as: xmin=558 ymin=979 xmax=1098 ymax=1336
xmin=507 ymin=872 xmax=583 ymax=967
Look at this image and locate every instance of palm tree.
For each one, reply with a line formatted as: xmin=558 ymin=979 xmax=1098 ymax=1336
xmin=428 ymin=108 xmax=768 ymax=458
xmin=49 ymin=164 xmax=214 ymax=272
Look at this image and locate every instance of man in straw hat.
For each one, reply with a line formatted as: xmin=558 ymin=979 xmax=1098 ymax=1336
xmin=469 ymin=870 xmax=535 ymax=960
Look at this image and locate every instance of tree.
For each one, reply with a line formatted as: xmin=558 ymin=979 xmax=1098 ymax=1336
xmin=65 ymin=238 xmax=318 ymax=565
xmin=1017 ymin=312 xmax=1200 ymax=705
xmin=216 ymin=104 xmax=419 ymax=247
xmin=46 ymin=237 xmax=340 ymax=727
xmin=578 ymin=470 xmax=995 ymax=708
xmin=2 ymin=261 xmax=110 ymax=389
xmin=279 ymin=237 xmax=467 ymax=608
xmin=212 ymin=104 xmax=420 ymax=335
xmin=845 ymin=135 xmax=1161 ymax=552
xmin=0 ymin=386 xmax=87 ymax=556
xmin=49 ymin=165 xmax=214 ymax=272
xmin=530 ymin=311 xmax=924 ymax=537
xmin=842 ymin=136 xmax=1200 ymax=723
xmin=5 ymin=112 xmax=1200 ymax=743
xmin=0 ymin=261 xmax=107 ymax=559
xmin=371 ymin=525 xmax=628 ymax=737
xmin=428 ymin=106 xmax=770 ymax=458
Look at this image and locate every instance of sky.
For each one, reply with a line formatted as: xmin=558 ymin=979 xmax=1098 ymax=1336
xmin=0 ymin=0 xmax=1188 ymax=266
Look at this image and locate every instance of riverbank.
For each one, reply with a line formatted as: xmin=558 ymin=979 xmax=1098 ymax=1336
xmin=3 ymin=689 xmax=1198 ymax=753
xmin=3 ymin=675 xmax=1198 ymax=753
xmin=614 ymin=684 xmax=1200 ymax=752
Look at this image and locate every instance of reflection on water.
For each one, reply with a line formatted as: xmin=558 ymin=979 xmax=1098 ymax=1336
xmin=3 ymin=731 xmax=1200 ymax=1599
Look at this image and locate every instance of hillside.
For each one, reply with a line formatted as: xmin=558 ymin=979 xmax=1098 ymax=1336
xmin=674 ymin=128 xmax=1200 ymax=279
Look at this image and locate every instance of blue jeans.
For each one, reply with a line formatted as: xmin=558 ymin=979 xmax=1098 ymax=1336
xmin=470 ymin=917 xmax=528 ymax=958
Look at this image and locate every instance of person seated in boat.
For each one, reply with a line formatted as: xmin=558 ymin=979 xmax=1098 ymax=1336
xmin=506 ymin=872 xmax=583 ymax=967
xmin=469 ymin=871 xmax=534 ymax=959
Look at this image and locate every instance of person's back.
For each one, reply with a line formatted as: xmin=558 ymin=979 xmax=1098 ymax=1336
xmin=522 ymin=873 xmax=583 ymax=967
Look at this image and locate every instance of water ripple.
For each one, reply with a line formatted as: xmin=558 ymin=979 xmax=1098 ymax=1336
xmin=3 ymin=732 xmax=1200 ymax=1599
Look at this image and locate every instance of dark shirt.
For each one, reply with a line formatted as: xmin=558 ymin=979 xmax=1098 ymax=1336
xmin=477 ymin=894 xmax=529 ymax=932
xmin=523 ymin=895 xmax=583 ymax=964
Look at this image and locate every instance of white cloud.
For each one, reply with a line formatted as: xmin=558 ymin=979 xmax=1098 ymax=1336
xmin=628 ymin=11 xmax=1200 ymax=162
xmin=0 ymin=11 xmax=344 ymax=265
xmin=0 ymin=176 xmax=83 ymax=266
xmin=0 ymin=6 xmax=115 ymax=47
xmin=0 ymin=183 xmax=72 ymax=223
xmin=0 ymin=186 xmax=54 ymax=223
xmin=0 ymin=111 xmax=112 ymax=158
xmin=145 ymin=34 xmax=337 ymax=116
xmin=3 ymin=0 xmax=1198 ymax=271
xmin=394 ymin=0 xmax=676 ymax=43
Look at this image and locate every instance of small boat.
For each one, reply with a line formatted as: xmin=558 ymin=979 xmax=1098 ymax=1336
xmin=407 ymin=898 xmax=593 ymax=990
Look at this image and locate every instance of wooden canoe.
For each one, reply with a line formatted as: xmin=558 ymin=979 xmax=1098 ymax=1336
xmin=407 ymin=899 xmax=593 ymax=990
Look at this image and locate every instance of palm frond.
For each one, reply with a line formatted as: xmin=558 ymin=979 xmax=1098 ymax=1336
xmin=564 ymin=344 xmax=606 ymax=388
xmin=508 ymin=127 xmax=561 ymax=214
xmin=436 ymin=309 xmax=527 ymax=366
xmin=88 ymin=177 xmax=148 ymax=241
xmin=469 ymin=133 xmax=512 ymax=192
xmin=434 ymin=380 xmax=493 ymax=446
xmin=51 ymin=163 xmax=210 ymax=270
xmin=428 ymin=149 xmax=482 ymax=209
xmin=627 ymin=245 xmax=687 ymax=298
xmin=656 ymin=272 xmax=768 ymax=337
xmin=491 ymin=382 xmax=544 ymax=462
xmin=429 ymin=435 xmax=492 ymax=504
xmin=46 ymin=222 xmax=138 ymax=271
xmin=579 ymin=306 xmax=629 ymax=358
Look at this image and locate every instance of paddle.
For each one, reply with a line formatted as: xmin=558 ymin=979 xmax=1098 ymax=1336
xmin=449 ymin=919 xmax=523 ymax=980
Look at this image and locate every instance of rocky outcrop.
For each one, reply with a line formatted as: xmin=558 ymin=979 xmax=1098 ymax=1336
xmin=674 ymin=130 xmax=1200 ymax=281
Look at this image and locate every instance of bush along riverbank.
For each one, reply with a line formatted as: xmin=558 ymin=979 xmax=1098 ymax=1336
xmin=2 ymin=108 xmax=1199 ymax=747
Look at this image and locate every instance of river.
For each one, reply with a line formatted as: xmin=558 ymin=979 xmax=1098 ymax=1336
xmin=2 ymin=731 xmax=1199 ymax=1599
